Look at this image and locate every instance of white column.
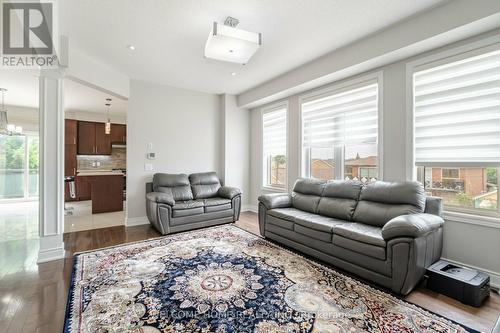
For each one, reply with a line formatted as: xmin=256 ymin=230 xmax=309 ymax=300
xmin=38 ymin=70 xmax=65 ymax=263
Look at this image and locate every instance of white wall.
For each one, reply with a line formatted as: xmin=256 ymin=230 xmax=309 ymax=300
xmin=220 ymin=94 xmax=250 ymax=207
xmin=127 ymin=79 xmax=222 ymax=221
xmin=248 ymin=29 xmax=500 ymax=288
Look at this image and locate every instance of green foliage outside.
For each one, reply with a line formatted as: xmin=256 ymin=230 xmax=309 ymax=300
xmin=0 ymin=135 xmax=25 ymax=169
xmin=486 ymin=168 xmax=497 ymax=185
xmin=455 ymin=191 xmax=474 ymax=208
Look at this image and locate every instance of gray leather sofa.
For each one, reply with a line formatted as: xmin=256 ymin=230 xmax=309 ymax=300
xmin=258 ymin=179 xmax=444 ymax=295
xmin=146 ymin=172 xmax=241 ymax=235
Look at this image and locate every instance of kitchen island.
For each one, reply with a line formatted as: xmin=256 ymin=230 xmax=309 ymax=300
xmin=76 ymin=171 xmax=124 ymax=214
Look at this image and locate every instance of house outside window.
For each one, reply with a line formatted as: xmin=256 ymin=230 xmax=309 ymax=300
xmin=262 ymin=104 xmax=287 ymax=189
xmin=301 ymin=76 xmax=380 ymax=182
xmin=413 ymin=45 xmax=500 ymax=216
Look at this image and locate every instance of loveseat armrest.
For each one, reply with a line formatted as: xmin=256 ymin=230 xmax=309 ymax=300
xmin=218 ymin=186 xmax=241 ymax=199
xmin=146 ymin=191 xmax=175 ymax=206
xmin=382 ymin=213 xmax=444 ymax=240
xmin=258 ymin=193 xmax=292 ymax=209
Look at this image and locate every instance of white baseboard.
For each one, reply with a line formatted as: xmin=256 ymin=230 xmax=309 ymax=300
xmin=37 ymin=246 xmax=66 ymax=263
xmin=126 ymin=216 xmax=150 ymax=227
xmin=442 ymin=257 xmax=500 ymax=292
xmin=242 ymin=204 xmax=258 ymax=213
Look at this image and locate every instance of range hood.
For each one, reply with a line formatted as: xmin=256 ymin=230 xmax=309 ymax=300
xmin=112 ymin=143 xmax=126 ymax=149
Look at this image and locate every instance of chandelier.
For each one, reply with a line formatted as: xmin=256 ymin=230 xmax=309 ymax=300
xmin=0 ymin=88 xmax=22 ymax=135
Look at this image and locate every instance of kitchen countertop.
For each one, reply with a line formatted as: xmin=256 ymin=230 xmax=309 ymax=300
xmin=77 ymin=170 xmax=124 ymax=176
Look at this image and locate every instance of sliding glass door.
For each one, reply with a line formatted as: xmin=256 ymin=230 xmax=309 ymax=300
xmin=0 ymin=134 xmax=39 ymax=200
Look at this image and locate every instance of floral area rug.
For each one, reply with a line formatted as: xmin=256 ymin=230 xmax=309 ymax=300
xmin=64 ymin=225 xmax=476 ymax=333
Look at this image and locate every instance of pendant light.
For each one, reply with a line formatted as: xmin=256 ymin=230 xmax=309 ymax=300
xmin=0 ymin=88 xmax=22 ymax=135
xmin=105 ymin=98 xmax=112 ymax=134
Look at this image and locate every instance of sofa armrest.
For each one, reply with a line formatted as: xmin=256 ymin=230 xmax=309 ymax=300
xmin=258 ymin=193 xmax=292 ymax=209
xmin=146 ymin=191 xmax=175 ymax=206
xmin=218 ymin=186 xmax=241 ymax=199
xmin=382 ymin=213 xmax=444 ymax=240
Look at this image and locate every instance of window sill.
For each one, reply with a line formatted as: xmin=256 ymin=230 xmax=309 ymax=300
xmin=443 ymin=210 xmax=500 ymax=230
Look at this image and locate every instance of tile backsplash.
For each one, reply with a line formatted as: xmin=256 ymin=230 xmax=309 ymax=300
xmin=77 ymin=147 xmax=126 ymax=171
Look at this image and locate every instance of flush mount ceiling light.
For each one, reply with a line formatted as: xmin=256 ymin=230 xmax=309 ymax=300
xmin=127 ymin=44 xmax=135 ymax=50
xmin=204 ymin=17 xmax=262 ymax=65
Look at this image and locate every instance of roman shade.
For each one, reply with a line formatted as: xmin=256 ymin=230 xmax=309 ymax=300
xmin=302 ymin=80 xmax=379 ymax=149
xmin=262 ymin=106 xmax=287 ymax=155
xmin=414 ymin=47 xmax=500 ymax=167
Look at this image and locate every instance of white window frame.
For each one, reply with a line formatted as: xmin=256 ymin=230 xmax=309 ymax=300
xmin=298 ymin=71 xmax=383 ymax=181
xmin=260 ymin=101 xmax=288 ymax=191
xmin=406 ymin=34 xmax=500 ymax=223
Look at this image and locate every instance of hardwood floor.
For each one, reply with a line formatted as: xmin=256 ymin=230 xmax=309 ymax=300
xmin=0 ymin=211 xmax=498 ymax=332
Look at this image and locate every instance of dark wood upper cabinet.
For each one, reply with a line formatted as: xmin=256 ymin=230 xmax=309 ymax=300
xmin=110 ymin=124 xmax=126 ymax=144
xmin=78 ymin=121 xmax=97 ymax=155
xmin=95 ymin=123 xmax=111 ymax=155
xmin=65 ymin=119 xmax=77 ymax=145
xmin=77 ymin=121 xmax=112 ymax=155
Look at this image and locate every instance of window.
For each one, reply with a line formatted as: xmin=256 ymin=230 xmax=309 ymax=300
xmin=413 ymin=46 xmax=500 ymax=215
xmin=0 ymin=134 xmax=39 ymax=200
xmin=262 ymin=104 xmax=287 ymax=188
xmin=301 ymin=78 xmax=379 ymax=183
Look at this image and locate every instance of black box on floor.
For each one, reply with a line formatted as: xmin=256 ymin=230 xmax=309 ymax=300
xmin=426 ymin=260 xmax=490 ymax=307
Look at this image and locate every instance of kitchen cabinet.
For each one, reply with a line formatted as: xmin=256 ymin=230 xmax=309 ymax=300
xmin=76 ymin=176 xmax=91 ymax=201
xmin=77 ymin=121 xmax=111 ymax=155
xmin=110 ymin=124 xmax=126 ymax=144
xmin=65 ymin=120 xmax=78 ymax=176
xmin=65 ymin=120 xmax=78 ymax=202
xmin=95 ymin=123 xmax=111 ymax=154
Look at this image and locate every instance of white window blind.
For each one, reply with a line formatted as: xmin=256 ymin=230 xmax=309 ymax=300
xmin=263 ymin=107 xmax=287 ymax=156
xmin=414 ymin=48 xmax=500 ymax=167
xmin=302 ymin=81 xmax=379 ymax=149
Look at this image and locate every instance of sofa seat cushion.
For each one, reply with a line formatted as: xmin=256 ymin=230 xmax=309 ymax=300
xmin=333 ymin=223 xmax=386 ymax=247
xmin=268 ymin=208 xmax=309 ymax=222
xmin=172 ymin=200 xmax=204 ymax=217
xmin=204 ymin=197 xmax=231 ymax=206
xmin=294 ymin=213 xmax=347 ymax=233
xmin=332 ymin=223 xmax=386 ymax=260
xmin=204 ymin=197 xmax=232 ymax=213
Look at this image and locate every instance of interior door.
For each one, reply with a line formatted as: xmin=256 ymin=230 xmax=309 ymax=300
xmin=78 ymin=121 xmax=96 ymax=155
xmin=95 ymin=123 xmax=111 ymax=155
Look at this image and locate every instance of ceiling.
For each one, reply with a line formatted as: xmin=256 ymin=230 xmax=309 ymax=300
xmin=59 ymin=0 xmax=445 ymax=95
xmin=0 ymin=71 xmax=127 ymax=115
xmin=65 ymin=80 xmax=128 ymax=115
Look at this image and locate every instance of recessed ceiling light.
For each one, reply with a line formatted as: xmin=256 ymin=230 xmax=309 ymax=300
xmin=127 ymin=45 xmax=135 ymax=50
xmin=231 ymin=72 xmax=237 ymax=76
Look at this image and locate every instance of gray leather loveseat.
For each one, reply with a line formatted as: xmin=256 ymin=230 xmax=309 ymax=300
xmin=146 ymin=172 xmax=241 ymax=235
xmin=258 ymin=179 xmax=444 ymax=295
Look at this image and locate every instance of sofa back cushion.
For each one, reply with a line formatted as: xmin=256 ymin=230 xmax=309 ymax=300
xmin=153 ymin=173 xmax=193 ymax=201
xmin=189 ymin=172 xmax=221 ymax=199
xmin=317 ymin=180 xmax=363 ymax=220
xmin=353 ymin=181 xmax=425 ymax=227
xmin=292 ymin=178 xmax=326 ymax=213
